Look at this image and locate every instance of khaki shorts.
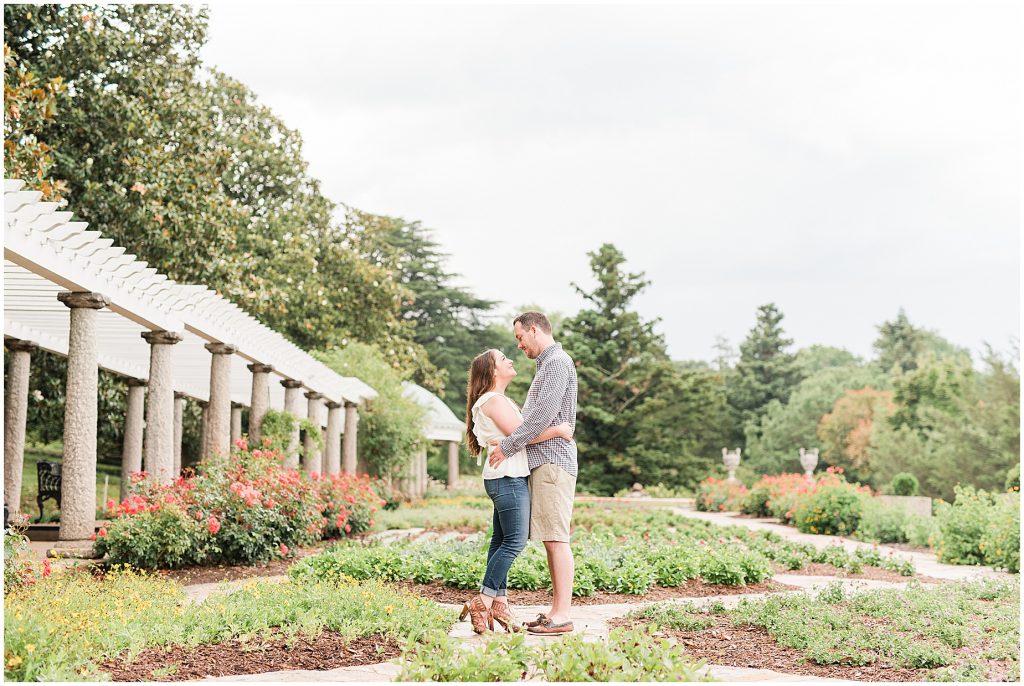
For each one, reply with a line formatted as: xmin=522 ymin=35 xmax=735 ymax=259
xmin=528 ymin=463 xmax=577 ymax=542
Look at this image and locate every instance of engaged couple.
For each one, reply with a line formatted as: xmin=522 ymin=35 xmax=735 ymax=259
xmin=461 ymin=311 xmax=579 ymax=635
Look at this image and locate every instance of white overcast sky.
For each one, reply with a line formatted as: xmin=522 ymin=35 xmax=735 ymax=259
xmin=201 ymin=1 xmax=1021 ymax=363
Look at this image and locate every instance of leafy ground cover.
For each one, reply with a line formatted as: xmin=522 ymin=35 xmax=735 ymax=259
xmin=3 ymin=567 xmax=455 ymax=681
xmin=369 ymin=495 xmax=491 ymax=532
xmin=399 ymin=625 xmax=715 ymax=682
xmin=292 ymin=503 xmax=917 ymax=600
xmin=616 ymin=577 xmax=1020 ymax=682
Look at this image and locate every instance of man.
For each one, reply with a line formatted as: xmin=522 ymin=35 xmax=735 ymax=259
xmin=489 ymin=311 xmax=578 ymax=635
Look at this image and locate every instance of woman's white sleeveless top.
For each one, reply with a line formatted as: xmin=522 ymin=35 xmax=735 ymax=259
xmin=471 ymin=392 xmax=530 ymax=479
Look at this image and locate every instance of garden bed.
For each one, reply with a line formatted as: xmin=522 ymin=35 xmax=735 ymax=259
xmin=769 ymin=562 xmax=942 ymax=585
xmin=612 ymin=613 xmax=930 ymax=682
xmin=389 ymin=578 xmax=799 ymax=606
xmin=101 ymin=630 xmax=400 ymax=681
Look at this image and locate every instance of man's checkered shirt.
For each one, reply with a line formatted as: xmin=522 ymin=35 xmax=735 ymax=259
xmin=499 ymin=342 xmax=578 ymax=476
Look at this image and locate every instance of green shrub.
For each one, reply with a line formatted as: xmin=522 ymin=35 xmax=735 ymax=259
xmin=793 ymin=479 xmax=868 ymax=536
xmin=979 ymin=493 xmax=1020 ymax=573
xmin=95 ymin=504 xmax=214 ymax=569
xmin=889 ymin=473 xmax=920 ymax=496
xmin=742 ymin=473 xmax=807 ymax=518
xmin=902 ymin=513 xmax=940 ymax=548
xmin=1006 ymin=463 xmax=1020 ymax=493
xmin=855 ymin=498 xmax=908 ymax=544
xmin=935 ymin=485 xmax=998 ymax=567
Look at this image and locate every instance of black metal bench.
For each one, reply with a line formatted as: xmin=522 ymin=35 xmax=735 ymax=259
xmin=36 ymin=461 xmax=61 ymax=522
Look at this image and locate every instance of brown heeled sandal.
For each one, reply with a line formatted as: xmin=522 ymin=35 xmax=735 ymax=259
xmin=459 ymin=595 xmax=492 ymax=634
xmin=489 ymin=601 xmax=522 ymax=633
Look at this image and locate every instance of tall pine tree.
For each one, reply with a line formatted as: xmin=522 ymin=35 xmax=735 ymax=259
xmin=728 ymin=303 xmax=802 ymax=446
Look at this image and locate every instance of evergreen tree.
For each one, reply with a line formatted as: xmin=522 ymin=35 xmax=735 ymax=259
xmin=728 ymin=303 xmax=802 ymax=445
xmin=562 ymin=244 xmax=685 ymax=494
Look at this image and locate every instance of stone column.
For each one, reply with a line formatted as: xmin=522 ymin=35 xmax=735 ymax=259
xmin=247 ymin=363 xmax=273 ymax=446
xmin=198 ymin=401 xmax=209 ymax=462
xmin=420 ymin=447 xmax=429 ymax=497
xmin=120 ymin=378 xmax=146 ymax=499
xmin=324 ymin=401 xmax=343 ymax=475
xmin=342 ymin=401 xmax=360 ymax=475
xmin=4 ymin=339 xmax=37 ymax=513
xmin=203 ymin=342 xmax=236 ymax=458
xmin=303 ymin=391 xmax=324 ymax=476
xmin=230 ymin=403 xmax=242 ymax=445
xmin=280 ymin=379 xmax=304 ymax=469
xmin=447 ymin=441 xmax=460 ymax=491
xmin=57 ymin=291 xmax=110 ymax=541
xmin=141 ymin=330 xmax=182 ymax=484
xmin=173 ymin=392 xmax=185 ymax=475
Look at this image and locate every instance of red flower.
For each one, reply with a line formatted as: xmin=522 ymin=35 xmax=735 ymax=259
xmin=98 ymin=527 xmax=107 ymax=538
xmin=279 ymin=543 xmax=289 ymax=556
xmin=42 ymin=558 xmax=52 ymax=578
xmin=208 ymin=516 xmax=221 ymax=535
xmin=344 ymin=524 xmax=351 ymax=533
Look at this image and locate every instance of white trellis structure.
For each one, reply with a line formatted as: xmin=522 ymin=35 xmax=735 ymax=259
xmin=401 ymin=382 xmax=464 ymax=498
xmin=3 ymin=179 xmax=377 ymax=541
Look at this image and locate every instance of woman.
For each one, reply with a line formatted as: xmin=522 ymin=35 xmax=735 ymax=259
xmin=461 ymin=349 xmax=573 ymax=633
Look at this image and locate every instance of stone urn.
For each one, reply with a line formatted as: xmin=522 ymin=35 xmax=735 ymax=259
xmin=722 ymin=447 xmax=741 ymax=483
xmin=799 ymin=447 xmax=819 ymax=481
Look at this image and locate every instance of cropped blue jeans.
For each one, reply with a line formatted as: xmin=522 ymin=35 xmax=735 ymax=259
xmin=480 ymin=476 xmax=530 ymax=598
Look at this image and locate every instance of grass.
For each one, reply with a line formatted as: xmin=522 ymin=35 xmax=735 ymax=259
xmin=3 ymin=566 xmax=456 ymax=681
xmin=370 ymin=496 xmax=491 ymax=532
xmin=17 ymin=442 xmax=122 ymax=521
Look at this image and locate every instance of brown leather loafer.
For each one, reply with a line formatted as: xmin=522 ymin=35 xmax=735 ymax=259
xmin=526 ymin=619 xmax=574 ymax=635
xmin=524 ymin=613 xmax=548 ymax=628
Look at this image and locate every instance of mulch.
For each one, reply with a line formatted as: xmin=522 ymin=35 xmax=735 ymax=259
xmin=771 ymin=562 xmax=943 ymax=585
xmin=156 ymin=539 xmax=351 ymax=585
xmin=387 ymin=578 xmax=799 ymax=607
xmin=100 ymin=630 xmax=400 ymax=682
xmin=609 ymin=614 xmax=930 ymax=682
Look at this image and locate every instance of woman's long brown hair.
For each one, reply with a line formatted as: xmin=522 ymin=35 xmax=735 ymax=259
xmin=465 ymin=349 xmax=498 ymax=456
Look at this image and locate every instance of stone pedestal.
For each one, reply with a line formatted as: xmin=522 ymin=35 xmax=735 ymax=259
xmin=173 ymin=393 xmax=185 ymax=475
xmin=303 ymin=392 xmax=324 ymax=476
xmin=447 ymin=440 xmax=459 ymax=491
xmin=142 ymin=330 xmax=182 ymax=484
xmin=342 ymin=401 xmax=360 ymax=475
xmin=280 ymin=379 xmax=304 ymax=469
xmin=120 ymin=378 xmax=146 ymax=499
xmin=203 ymin=342 xmax=236 ymax=458
xmin=247 ymin=363 xmax=273 ymax=445
xmin=57 ymin=291 xmax=110 ymax=541
xmin=4 ymin=339 xmax=37 ymax=513
xmin=324 ymin=401 xmax=343 ymax=475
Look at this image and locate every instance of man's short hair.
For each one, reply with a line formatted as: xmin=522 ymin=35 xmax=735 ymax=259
xmin=514 ymin=311 xmax=552 ymax=334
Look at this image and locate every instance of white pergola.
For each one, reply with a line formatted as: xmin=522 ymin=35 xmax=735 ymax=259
xmin=401 ymin=382 xmax=464 ymax=496
xmin=3 ymin=179 xmax=377 ymax=540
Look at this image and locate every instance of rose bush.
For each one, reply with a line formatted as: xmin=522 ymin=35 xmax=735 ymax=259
xmin=695 ymin=477 xmax=748 ymax=512
xmin=94 ymin=439 xmax=389 ymax=568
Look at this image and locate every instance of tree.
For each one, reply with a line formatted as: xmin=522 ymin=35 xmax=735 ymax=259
xmin=744 ymin=363 xmax=887 ymax=475
xmin=561 ymin=244 xmax=688 ymax=494
xmin=888 ymin=353 xmax=975 ymax=434
xmin=727 ymin=304 xmax=802 ymax=444
xmin=873 ymin=309 xmax=970 ymax=374
xmin=817 ymin=387 xmax=895 ymax=485
xmin=316 ymin=343 xmax=425 ymax=478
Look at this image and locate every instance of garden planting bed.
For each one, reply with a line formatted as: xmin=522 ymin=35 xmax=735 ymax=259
xmin=611 ymin=613 xmax=930 ymax=682
xmin=611 ymin=577 xmax=1020 ymax=683
xmin=390 ymin=577 xmax=799 ymax=606
xmin=769 ymin=562 xmax=942 ymax=585
xmin=101 ymin=631 xmax=400 ymax=682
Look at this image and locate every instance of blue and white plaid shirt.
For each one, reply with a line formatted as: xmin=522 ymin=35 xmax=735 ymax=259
xmin=499 ymin=342 xmax=578 ymax=477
